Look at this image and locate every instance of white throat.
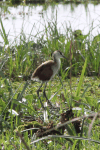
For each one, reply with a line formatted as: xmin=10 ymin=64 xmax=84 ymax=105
xmin=51 ymin=57 xmax=61 ymax=79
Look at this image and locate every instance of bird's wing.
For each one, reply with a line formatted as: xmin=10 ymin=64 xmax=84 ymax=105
xmin=39 ymin=64 xmax=53 ymax=81
xmin=31 ymin=60 xmax=54 ymax=81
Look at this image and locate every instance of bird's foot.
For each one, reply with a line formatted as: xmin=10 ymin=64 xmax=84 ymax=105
xmin=43 ymin=91 xmax=59 ymax=110
xmin=47 ymin=100 xmax=60 ymax=110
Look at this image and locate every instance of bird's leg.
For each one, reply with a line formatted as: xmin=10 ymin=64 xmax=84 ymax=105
xmin=43 ymin=82 xmax=53 ymax=107
xmin=37 ymin=82 xmax=44 ymax=109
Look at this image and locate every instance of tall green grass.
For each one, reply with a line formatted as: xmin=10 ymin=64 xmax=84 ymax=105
xmin=0 ymin=8 xmax=100 ymax=150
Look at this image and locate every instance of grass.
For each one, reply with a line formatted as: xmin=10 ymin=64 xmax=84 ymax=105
xmin=0 ymin=5 xmax=100 ymax=149
xmin=1 ymin=0 xmax=100 ymax=5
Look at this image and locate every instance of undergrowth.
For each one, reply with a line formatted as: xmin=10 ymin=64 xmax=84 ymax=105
xmin=0 ymin=6 xmax=100 ymax=150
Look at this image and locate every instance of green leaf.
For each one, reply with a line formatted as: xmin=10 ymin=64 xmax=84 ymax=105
xmin=17 ymin=81 xmax=29 ymax=101
xmin=81 ymin=84 xmax=91 ymax=98
xmin=65 ymin=124 xmax=74 ymax=136
xmin=0 ymin=17 xmax=9 ymax=45
xmin=0 ymin=70 xmax=13 ymax=95
xmin=76 ymin=58 xmax=87 ymax=97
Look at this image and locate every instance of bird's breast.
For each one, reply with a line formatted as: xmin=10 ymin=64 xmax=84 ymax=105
xmin=51 ymin=59 xmax=61 ymax=78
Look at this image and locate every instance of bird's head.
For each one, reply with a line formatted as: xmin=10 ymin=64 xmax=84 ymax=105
xmin=52 ymin=50 xmax=67 ymax=60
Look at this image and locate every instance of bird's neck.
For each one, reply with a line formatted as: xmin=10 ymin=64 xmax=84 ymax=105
xmin=53 ymin=56 xmax=61 ymax=67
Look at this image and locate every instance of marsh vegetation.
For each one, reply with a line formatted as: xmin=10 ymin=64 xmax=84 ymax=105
xmin=0 ymin=1 xmax=100 ymax=150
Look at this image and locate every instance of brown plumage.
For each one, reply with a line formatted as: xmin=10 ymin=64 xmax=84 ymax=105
xmin=31 ymin=60 xmax=54 ymax=81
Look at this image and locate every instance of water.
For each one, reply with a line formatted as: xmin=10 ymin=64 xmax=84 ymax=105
xmin=0 ymin=3 xmax=100 ymax=45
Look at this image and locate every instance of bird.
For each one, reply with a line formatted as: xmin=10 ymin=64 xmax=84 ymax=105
xmin=31 ymin=50 xmax=67 ymax=109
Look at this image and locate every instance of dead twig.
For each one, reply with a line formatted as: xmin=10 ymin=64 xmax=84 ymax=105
xmin=16 ymin=131 xmax=31 ymax=150
xmin=36 ymin=112 xmax=100 ymax=138
xmin=88 ymin=112 xmax=98 ymax=138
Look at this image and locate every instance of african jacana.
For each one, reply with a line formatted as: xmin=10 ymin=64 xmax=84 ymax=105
xmin=31 ymin=50 xmax=67 ymax=108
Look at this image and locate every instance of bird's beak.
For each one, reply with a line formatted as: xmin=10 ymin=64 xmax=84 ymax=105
xmin=62 ymin=54 xmax=67 ymax=60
